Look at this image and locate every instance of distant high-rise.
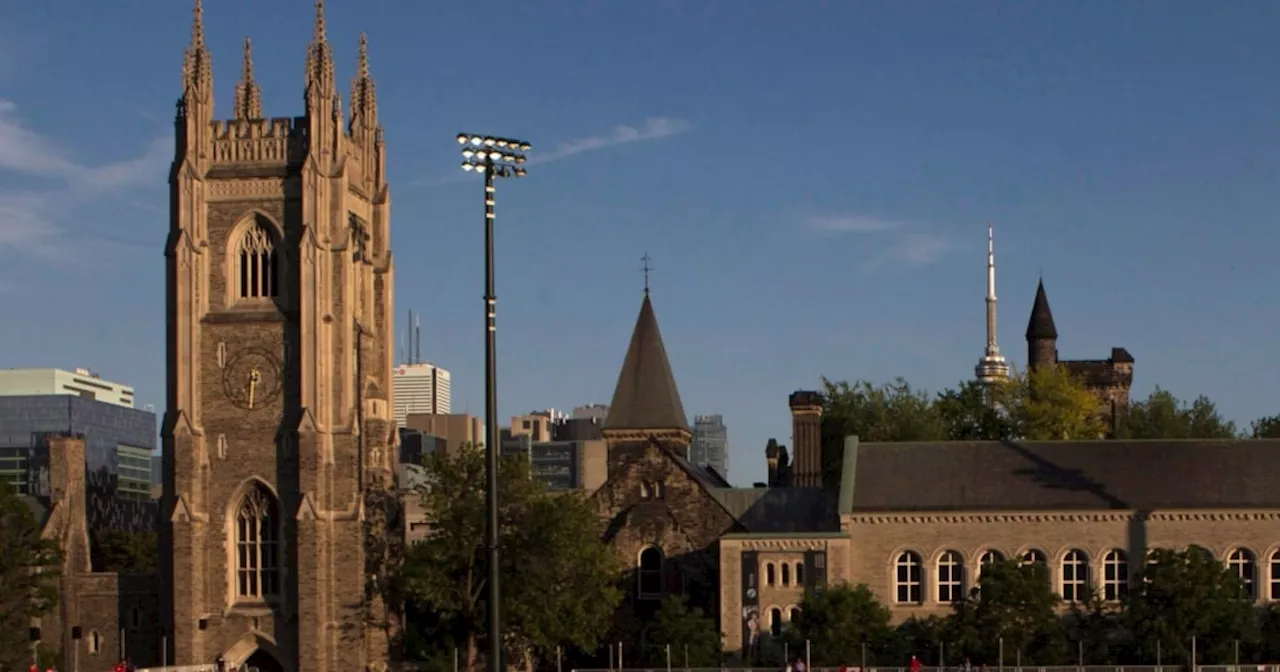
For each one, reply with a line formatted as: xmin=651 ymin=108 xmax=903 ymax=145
xmin=691 ymin=414 xmax=729 ymax=480
xmin=393 ymin=363 xmax=452 ymax=427
xmin=393 ymin=308 xmax=452 ymax=426
xmin=0 ymin=367 xmax=136 ymax=408
xmin=572 ymin=404 xmax=609 ymax=421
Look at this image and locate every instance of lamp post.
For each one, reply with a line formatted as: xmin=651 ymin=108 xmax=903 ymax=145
xmin=457 ymin=132 xmax=530 ymax=672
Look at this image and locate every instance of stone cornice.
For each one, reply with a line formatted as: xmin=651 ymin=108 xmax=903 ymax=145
xmin=206 ymin=178 xmax=301 ymax=202
xmin=728 ymin=537 xmax=847 ymax=551
xmin=843 ymin=509 xmax=1280 ymax=525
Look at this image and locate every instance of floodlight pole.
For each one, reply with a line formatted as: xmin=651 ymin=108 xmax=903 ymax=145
xmin=457 ymin=133 xmax=530 ymax=672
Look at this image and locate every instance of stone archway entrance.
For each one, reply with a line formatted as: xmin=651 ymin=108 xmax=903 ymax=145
xmin=241 ymin=649 xmax=284 ymax=672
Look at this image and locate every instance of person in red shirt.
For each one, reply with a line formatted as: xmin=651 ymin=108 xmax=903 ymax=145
xmin=910 ymin=656 xmax=923 ymax=672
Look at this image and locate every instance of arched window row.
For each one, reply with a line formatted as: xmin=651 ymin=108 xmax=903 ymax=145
xmin=891 ymin=546 xmax=1280 ymax=605
xmin=763 ymin=560 xmax=807 ymax=588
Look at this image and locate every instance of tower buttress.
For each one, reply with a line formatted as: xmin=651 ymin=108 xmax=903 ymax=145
xmin=975 ymin=222 xmax=1010 ymax=386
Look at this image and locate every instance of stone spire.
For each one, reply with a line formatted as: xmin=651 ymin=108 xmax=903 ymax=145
xmin=1025 ymin=278 xmax=1059 ymax=372
xmin=975 ymin=222 xmax=1010 ymax=385
xmin=602 ymin=293 xmax=690 ymax=432
xmin=181 ymin=0 xmax=212 ymax=105
xmin=305 ymin=0 xmax=335 ymax=102
xmin=233 ymin=38 xmax=263 ymax=120
xmin=350 ymin=33 xmax=379 ymax=131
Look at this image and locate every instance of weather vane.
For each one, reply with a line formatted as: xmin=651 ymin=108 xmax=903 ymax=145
xmin=641 ymin=252 xmax=652 ymax=295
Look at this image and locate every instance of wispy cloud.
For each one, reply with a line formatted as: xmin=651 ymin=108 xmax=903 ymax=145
xmin=411 ymin=117 xmax=693 ymax=188
xmin=805 ymin=213 xmax=955 ymax=273
xmin=526 ymin=117 xmax=692 ymax=166
xmin=0 ymin=99 xmax=170 ymax=257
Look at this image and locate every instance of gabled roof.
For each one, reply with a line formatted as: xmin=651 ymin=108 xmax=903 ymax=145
xmin=1025 ymin=279 xmax=1058 ymax=340
xmin=846 ymin=439 xmax=1280 ymax=512
xmin=603 ymin=293 xmax=690 ymax=431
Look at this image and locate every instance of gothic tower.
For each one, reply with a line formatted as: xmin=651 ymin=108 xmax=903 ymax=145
xmin=1025 ymin=279 xmax=1059 ymax=371
xmin=601 ymin=289 xmax=692 ymax=473
xmin=161 ymin=2 xmax=398 ymax=671
xmin=974 ymin=222 xmax=1010 ymax=386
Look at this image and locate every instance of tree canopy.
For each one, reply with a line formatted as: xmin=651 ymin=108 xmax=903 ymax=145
xmin=399 ymin=444 xmax=620 ymax=672
xmin=785 ymin=584 xmax=895 ymax=666
xmin=641 ymin=596 xmax=723 ymax=667
xmin=90 ymin=529 xmax=158 ymax=573
xmin=0 ymin=481 xmax=62 ymax=672
xmin=818 ymin=367 xmax=1270 ymax=476
xmin=1117 ymin=388 xmax=1237 ymax=440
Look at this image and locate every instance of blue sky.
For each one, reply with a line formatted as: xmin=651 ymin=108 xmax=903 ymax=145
xmin=1 ymin=1 xmax=1279 ymax=486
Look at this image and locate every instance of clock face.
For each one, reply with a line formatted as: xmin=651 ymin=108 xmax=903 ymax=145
xmin=221 ymin=347 xmax=284 ymax=411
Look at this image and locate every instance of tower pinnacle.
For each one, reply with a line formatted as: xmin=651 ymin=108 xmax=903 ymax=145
xmin=975 ymin=221 xmax=1010 ymax=385
xmin=305 ymin=0 xmax=335 ymax=100
xmin=350 ymin=33 xmax=379 ymax=129
xmin=181 ymin=0 xmax=212 ymax=102
xmin=234 ymin=38 xmax=263 ymax=120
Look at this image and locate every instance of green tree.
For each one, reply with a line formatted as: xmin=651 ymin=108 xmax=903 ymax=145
xmin=90 ymin=529 xmax=158 ymax=573
xmin=642 ymin=596 xmax=722 ymax=667
xmin=399 ymin=445 xmax=620 ymax=672
xmin=1117 ymin=388 xmax=1238 ymax=439
xmin=820 ymin=378 xmax=946 ymax=484
xmin=1251 ymin=415 xmax=1280 ymax=439
xmin=787 ymin=584 xmax=895 ymax=666
xmin=935 ymin=381 xmax=1016 ymax=441
xmin=0 ymin=481 xmax=62 ymax=672
xmin=1008 ymin=366 xmax=1105 ymax=440
xmin=943 ymin=560 xmax=1066 ymax=665
xmin=1122 ymin=547 xmax=1256 ymax=664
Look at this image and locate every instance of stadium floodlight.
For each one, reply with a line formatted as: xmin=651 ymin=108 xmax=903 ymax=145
xmin=456 ymin=130 xmax=531 ymax=672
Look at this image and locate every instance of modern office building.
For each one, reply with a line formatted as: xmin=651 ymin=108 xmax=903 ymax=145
xmin=691 ymin=413 xmax=729 ymax=481
xmin=572 ymin=403 xmax=609 ymax=421
xmin=392 ymin=362 xmax=452 ymax=427
xmin=502 ymin=433 xmax=607 ymax=492
xmin=403 ymin=412 xmax=482 ymax=456
xmin=0 ymin=367 xmax=136 ymax=408
xmin=0 ymin=394 xmax=158 ymax=531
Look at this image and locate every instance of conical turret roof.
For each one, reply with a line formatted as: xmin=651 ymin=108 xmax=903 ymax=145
xmin=1025 ymin=279 xmax=1058 ymax=340
xmin=603 ymin=294 xmax=689 ymax=432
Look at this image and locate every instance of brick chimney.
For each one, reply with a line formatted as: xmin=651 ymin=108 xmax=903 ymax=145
xmin=788 ymin=391 xmax=824 ymax=488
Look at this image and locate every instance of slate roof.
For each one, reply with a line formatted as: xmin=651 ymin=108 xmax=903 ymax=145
xmin=603 ymin=293 xmax=690 ymax=431
xmin=848 ymin=439 xmax=1280 ymax=512
xmin=1025 ymin=280 xmax=1058 ymax=340
xmin=712 ymin=487 xmax=840 ymax=533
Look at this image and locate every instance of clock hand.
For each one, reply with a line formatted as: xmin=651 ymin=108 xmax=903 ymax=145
xmin=248 ymin=368 xmax=261 ymax=409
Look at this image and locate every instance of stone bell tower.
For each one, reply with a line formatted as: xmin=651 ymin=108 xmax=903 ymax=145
xmin=160 ymin=2 xmax=399 ymax=670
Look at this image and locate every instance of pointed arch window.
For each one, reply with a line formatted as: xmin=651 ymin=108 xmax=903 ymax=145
xmin=765 ymin=562 xmax=776 ymax=586
xmin=638 ymin=547 xmax=663 ymax=598
xmin=238 ymin=221 xmax=279 ymax=300
xmin=795 ymin=562 xmax=805 ymax=586
xmin=781 ymin=563 xmax=791 ymax=586
xmin=235 ymin=483 xmax=280 ymax=600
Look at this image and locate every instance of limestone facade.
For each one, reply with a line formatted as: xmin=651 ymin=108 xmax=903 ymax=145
xmin=158 ymin=3 xmax=399 ymax=671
